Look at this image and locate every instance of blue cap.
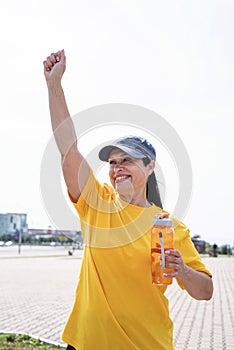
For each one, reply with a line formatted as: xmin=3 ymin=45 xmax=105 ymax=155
xmin=98 ymin=136 xmax=156 ymax=162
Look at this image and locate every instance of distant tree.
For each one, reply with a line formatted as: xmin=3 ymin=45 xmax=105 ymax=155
xmin=220 ymin=245 xmax=228 ymax=255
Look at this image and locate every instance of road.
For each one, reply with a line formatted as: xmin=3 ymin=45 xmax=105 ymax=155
xmin=0 ymin=246 xmax=233 ymax=349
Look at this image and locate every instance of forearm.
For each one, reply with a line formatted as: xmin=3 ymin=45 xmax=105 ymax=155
xmin=47 ymin=81 xmax=77 ymax=157
xmin=177 ymin=265 xmax=213 ymax=300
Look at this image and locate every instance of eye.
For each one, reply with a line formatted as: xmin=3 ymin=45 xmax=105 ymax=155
xmin=122 ymin=157 xmax=132 ymax=163
xmin=109 ymin=160 xmax=116 ymax=165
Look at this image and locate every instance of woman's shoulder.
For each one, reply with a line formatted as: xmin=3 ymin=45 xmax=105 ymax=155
xmin=80 ymin=170 xmax=117 ymax=199
xmin=171 ymin=215 xmax=190 ymax=241
xmin=102 ymin=182 xmax=118 ymax=200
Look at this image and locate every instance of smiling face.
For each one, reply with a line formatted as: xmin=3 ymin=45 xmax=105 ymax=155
xmin=108 ymin=148 xmax=155 ymax=203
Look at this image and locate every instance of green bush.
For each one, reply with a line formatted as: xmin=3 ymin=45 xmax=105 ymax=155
xmin=0 ymin=333 xmax=64 ymax=350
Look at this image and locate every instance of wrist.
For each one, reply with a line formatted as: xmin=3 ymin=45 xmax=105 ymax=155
xmin=177 ymin=264 xmax=190 ymax=280
xmin=46 ymin=78 xmax=63 ymax=89
xmin=47 ymin=81 xmax=64 ymax=96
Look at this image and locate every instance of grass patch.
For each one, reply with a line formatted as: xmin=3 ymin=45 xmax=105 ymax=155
xmin=0 ymin=334 xmax=64 ymax=350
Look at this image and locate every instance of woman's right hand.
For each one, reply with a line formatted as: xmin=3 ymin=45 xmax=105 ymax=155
xmin=43 ymin=49 xmax=66 ymax=85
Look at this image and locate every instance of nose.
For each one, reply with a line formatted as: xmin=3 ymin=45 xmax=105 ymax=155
xmin=114 ymin=162 xmax=123 ymax=172
xmin=112 ymin=160 xmax=125 ymax=173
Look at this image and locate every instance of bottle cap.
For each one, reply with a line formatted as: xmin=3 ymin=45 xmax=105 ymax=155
xmin=152 ymin=214 xmax=172 ymax=227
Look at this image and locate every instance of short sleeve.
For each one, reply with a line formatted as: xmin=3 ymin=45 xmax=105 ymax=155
xmin=174 ymin=220 xmax=212 ymax=289
xmin=68 ymin=170 xmax=116 ymax=218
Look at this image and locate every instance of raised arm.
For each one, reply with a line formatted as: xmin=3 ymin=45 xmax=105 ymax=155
xmin=43 ymin=50 xmax=90 ymax=202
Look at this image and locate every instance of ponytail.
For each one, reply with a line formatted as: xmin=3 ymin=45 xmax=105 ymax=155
xmin=143 ymin=158 xmax=163 ymax=208
xmin=146 ymin=172 xmax=163 ymax=208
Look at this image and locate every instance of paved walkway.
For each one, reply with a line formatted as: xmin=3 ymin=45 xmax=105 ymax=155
xmin=0 ymin=246 xmax=233 ymax=349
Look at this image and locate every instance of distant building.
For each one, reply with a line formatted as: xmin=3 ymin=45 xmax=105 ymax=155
xmin=27 ymin=228 xmax=82 ymax=242
xmin=28 ymin=228 xmax=80 ymax=236
xmin=0 ymin=213 xmax=27 ymax=237
xmin=191 ymin=235 xmax=206 ymax=254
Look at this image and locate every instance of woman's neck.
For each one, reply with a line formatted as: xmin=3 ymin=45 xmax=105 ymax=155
xmin=119 ymin=193 xmax=151 ymax=207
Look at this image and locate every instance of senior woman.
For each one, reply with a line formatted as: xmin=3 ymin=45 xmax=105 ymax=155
xmin=43 ymin=50 xmax=213 ymax=350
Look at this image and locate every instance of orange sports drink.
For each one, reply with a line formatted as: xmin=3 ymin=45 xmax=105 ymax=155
xmin=151 ymin=213 xmax=175 ymax=285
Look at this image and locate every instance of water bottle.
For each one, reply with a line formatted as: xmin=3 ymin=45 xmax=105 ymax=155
xmin=151 ymin=213 xmax=175 ymax=285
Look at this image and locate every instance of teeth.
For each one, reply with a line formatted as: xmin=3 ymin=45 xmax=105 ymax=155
xmin=115 ymin=175 xmax=129 ymax=183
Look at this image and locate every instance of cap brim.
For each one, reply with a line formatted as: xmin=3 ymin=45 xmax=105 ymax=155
xmin=98 ymin=145 xmax=146 ymax=162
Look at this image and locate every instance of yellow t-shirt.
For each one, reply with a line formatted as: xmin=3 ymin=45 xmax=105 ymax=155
xmin=62 ymin=171 xmax=212 ymax=350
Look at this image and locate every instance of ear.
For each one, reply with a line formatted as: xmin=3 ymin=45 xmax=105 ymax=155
xmin=147 ymin=160 xmax=155 ymax=176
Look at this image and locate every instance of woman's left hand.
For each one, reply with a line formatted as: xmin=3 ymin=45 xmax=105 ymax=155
xmin=161 ymin=249 xmax=213 ymax=300
xmin=162 ymin=249 xmax=186 ymax=279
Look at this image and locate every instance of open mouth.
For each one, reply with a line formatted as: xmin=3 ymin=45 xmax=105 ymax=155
xmin=115 ymin=175 xmax=131 ymax=184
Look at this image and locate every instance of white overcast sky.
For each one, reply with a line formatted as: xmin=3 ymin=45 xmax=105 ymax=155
xmin=0 ymin=0 xmax=233 ymax=246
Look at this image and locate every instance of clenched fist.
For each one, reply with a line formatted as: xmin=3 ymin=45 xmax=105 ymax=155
xmin=43 ymin=49 xmax=66 ymax=85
